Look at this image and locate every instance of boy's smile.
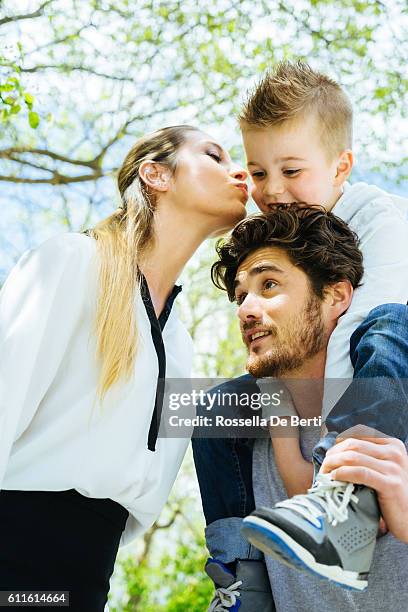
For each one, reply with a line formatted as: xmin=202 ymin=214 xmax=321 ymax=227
xmin=242 ymin=115 xmax=351 ymax=212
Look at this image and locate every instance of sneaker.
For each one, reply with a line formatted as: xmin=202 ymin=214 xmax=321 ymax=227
xmin=241 ymin=474 xmax=380 ymax=591
xmin=205 ymin=558 xmax=275 ymax=611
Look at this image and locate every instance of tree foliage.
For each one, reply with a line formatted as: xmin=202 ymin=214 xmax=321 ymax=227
xmin=0 ymin=0 xmax=406 ymax=187
xmin=0 ymin=0 xmax=407 ymax=608
xmin=109 ymin=452 xmax=214 ymax=611
xmin=113 ymin=536 xmax=212 ymax=611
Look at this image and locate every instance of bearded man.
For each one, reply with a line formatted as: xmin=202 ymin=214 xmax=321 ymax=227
xmin=193 ymin=205 xmax=408 ymax=612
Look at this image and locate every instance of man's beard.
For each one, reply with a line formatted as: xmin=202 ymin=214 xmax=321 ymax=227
xmin=246 ymin=293 xmax=326 ymax=378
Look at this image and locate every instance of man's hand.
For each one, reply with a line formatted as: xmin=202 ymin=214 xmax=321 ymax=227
xmin=321 ymin=435 xmax=408 ymax=543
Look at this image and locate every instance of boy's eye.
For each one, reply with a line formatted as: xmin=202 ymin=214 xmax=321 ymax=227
xmin=283 ymin=169 xmax=301 ymax=177
xmin=251 ymin=171 xmax=265 ymax=179
xmin=207 ymin=151 xmax=222 ymax=163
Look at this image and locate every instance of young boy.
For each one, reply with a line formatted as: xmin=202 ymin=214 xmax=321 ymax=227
xmin=238 ymin=59 xmax=408 ymax=589
xmin=194 ymin=60 xmax=408 ymax=607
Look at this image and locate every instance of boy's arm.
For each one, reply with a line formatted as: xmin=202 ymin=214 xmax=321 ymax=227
xmin=269 ymin=427 xmax=314 ymax=496
xmin=272 ymin=438 xmax=314 ymax=496
xmin=325 ymin=199 xmax=408 ymax=384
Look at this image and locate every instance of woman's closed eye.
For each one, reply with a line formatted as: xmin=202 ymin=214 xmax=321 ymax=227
xmin=207 ymin=151 xmax=222 ymax=163
xmin=283 ymin=169 xmax=301 ymax=177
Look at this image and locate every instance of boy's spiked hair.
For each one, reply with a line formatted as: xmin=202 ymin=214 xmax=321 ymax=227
xmin=239 ymin=60 xmax=353 ymax=159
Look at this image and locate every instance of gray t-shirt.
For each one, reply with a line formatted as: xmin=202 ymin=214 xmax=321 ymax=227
xmin=253 ymin=427 xmax=408 ymax=612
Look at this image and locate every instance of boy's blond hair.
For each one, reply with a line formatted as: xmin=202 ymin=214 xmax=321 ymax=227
xmin=239 ymin=60 xmax=353 ymax=159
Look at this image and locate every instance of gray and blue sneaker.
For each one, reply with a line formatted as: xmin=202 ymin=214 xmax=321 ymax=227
xmin=241 ymin=474 xmax=380 ymax=591
xmin=205 ymin=558 xmax=275 ymax=611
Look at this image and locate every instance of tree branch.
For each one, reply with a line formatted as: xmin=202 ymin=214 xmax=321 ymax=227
xmin=0 ymin=147 xmax=99 ymax=169
xmin=275 ymin=0 xmax=333 ymax=47
xmin=0 ymin=171 xmax=103 ymax=185
xmin=0 ymin=0 xmax=53 ymax=27
xmin=155 ymin=508 xmax=182 ymax=530
xmin=0 ymin=99 xmax=199 ymax=184
xmin=19 ymin=64 xmax=135 ymax=82
xmin=6 ymin=155 xmax=54 ymax=173
xmin=25 ymin=24 xmax=92 ymax=55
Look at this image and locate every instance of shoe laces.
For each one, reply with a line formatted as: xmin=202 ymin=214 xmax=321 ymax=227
xmin=208 ymin=580 xmax=242 ymax=611
xmin=275 ymin=473 xmax=359 ymax=528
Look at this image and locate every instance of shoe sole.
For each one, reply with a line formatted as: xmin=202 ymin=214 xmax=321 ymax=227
xmin=242 ymin=516 xmax=368 ymax=592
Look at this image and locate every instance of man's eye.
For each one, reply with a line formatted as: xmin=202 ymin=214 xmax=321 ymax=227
xmin=207 ymin=151 xmax=222 ymax=163
xmin=283 ymin=169 xmax=301 ymax=177
xmin=264 ymin=280 xmax=276 ymax=290
xmin=235 ymin=293 xmax=247 ymax=305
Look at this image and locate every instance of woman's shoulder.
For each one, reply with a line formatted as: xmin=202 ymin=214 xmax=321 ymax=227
xmin=26 ymin=232 xmax=97 ymax=270
xmin=9 ymin=232 xmax=98 ymax=290
xmin=1 ymin=233 xmax=98 ymax=315
xmin=38 ymin=231 xmax=96 ymax=256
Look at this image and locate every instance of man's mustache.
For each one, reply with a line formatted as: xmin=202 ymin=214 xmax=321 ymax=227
xmin=241 ymin=322 xmax=279 ymax=340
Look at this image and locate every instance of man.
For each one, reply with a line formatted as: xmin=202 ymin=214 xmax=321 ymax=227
xmin=193 ymin=204 xmax=408 ymax=611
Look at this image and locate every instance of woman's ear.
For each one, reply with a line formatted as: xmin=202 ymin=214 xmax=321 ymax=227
xmin=139 ymin=161 xmax=172 ymax=192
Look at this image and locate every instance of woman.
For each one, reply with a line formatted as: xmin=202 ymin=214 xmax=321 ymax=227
xmin=0 ymin=125 xmax=248 ymax=610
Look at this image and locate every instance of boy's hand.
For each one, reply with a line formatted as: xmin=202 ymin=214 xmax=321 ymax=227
xmin=321 ymin=435 xmax=408 ymax=543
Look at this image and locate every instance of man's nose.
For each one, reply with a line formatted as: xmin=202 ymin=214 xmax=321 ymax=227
xmin=238 ymin=293 xmax=263 ymax=322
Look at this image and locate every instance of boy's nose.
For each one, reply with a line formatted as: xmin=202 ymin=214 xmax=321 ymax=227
xmin=265 ymin=177 xmax=285 ymax=198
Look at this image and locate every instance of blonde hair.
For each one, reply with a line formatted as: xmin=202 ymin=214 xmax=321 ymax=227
xmin=86 ymin=125 xmax=198 ymax=401
xmin=239 ymin=60 xmax=353 ymax=158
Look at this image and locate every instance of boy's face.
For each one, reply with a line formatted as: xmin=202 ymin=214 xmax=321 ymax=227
xmin=242 ymin=115 xmax=348 ymax=212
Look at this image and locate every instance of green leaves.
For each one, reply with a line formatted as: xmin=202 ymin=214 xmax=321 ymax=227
xmin=24 ymin=93 xmax=34 ymax=107
xmin=112 ymin=532 xmax=213 ymax=611
xmin=28 ymin=111 xmax=40 ymax=128
xmin=1 ymin=1 xmax=407 ymax=606
xmin=0 ymin=54 xmax=39 ymax=128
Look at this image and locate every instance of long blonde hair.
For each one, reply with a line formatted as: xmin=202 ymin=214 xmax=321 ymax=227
xmin=87 ymin=125 xmax=198 ymax=401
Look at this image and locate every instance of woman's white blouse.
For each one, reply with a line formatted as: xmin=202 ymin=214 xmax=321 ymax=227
xmin=0 ymin=233 xmax=193 ymax=545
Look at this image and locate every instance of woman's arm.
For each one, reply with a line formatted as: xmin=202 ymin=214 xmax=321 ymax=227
xmin=0 ymin=233 xmax=94 ymax=489
xmin=320 ymin=435 xmax=408 ymax=543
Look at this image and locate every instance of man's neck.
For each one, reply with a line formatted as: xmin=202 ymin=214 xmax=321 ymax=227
xmin=280 ymin=350 xmax=327 ymax=418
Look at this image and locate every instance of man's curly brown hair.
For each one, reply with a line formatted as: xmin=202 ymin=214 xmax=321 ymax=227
xmin=211 ymin=204 xmax=363 ymax=301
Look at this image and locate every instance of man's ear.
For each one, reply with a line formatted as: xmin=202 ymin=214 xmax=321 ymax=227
xmin=324 ymin=280 xmax=354 ymax=320
xmin=333 ymin=150 xmax=353 ymax=187
xmin=139 ymin=161 xmax=172 ymax=192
